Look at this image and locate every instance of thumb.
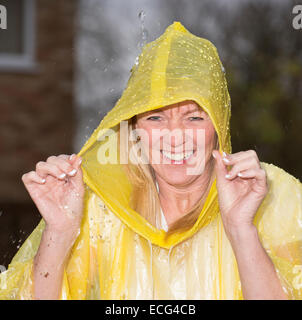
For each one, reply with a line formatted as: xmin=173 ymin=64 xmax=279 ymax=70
xmin=68 ymin=154 xmax=84 ymax=188
xmin=212 ymin=150 xmax=228 ymax=182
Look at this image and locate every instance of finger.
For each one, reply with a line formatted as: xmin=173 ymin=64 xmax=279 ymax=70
xmin=68 ymin=153 xmax=77 ymax=162
xmin=58 ymin=154 xmax=82 ymax=170
xmin=35 ymin=161 xmax=69 ymax=180
xmin=47 ymin=156 xmax=79 ymax=177
xmin=57 ymin=154 xmax=70 ymax=161
xmin=56 ymin=154 xmax=84 ymax=191
xmin=69 ymin=156 xmax=84 ymax=188
xmin=222 ymin=150 xmax=259 ymax=166
xmin=212 ymin=150 xmax=228 ymax=181
xmin=22 ymin=171 xmax=46 ymax=184
xmin=74 ymin=154 xmax=82 ymax=167
xmin=69 ymin=153 xmax=82 ymax=164
xmin=225 ymin=157 xmax=260 ymax=180
xmin=67 ymin=154 xmax=82 ymax=168
xmin=237 ymin=168 xmax=267 ymax=188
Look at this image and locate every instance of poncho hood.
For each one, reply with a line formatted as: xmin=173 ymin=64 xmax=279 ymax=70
xmin=77 ymin=22 xmax=231 ymax=249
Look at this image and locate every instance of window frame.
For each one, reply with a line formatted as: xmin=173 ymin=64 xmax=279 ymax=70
xmin=0 ymin=0 xmax=37 ymax=72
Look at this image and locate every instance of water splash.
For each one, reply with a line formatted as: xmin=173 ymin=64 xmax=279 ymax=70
xmin=134 ymin=56 xmax=139 ymax=66
xmin=138 ymin=10 xmax=149 ymax=50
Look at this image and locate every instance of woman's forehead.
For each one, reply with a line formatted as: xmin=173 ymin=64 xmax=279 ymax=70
xmin=142 ymin=100 xmax=204 ymax=117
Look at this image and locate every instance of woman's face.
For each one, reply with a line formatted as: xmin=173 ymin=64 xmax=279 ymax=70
xmin=134 ymin=100 xmax=217 ymax=186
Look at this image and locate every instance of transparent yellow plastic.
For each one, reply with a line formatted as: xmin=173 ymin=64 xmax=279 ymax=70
xmin=1 ymin=22 xmax=301 ymax=299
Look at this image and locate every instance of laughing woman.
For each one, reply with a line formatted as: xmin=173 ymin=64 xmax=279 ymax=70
xmin=1 ymin=22 xmax=302 ymax=300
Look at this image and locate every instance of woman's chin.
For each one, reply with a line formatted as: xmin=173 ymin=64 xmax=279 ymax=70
xmin=154 ymin=167 xmax=198 ymax=185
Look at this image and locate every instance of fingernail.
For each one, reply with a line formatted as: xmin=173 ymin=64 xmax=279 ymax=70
xmin=59 ymin=173 xmax=66 ymax=179
xmin=41 ymin=178 xmax=46 ymax=183
xmin=68 ymin=169 xmax=77 ymax=176
xmin=212 ymin=151 xmax=216 ymax=159
xmin=69 ymin=154 xmax=76 ymax=161
xmin=222 ymin=157 xmax=230 ymax=163
xmin=238 ymin=172 xmax=243 ymax=177
xmin=225 ymin=174 xmax=231 ymax=179
xmin=78 ymin=158 xmax=82 ymax=165
xmin=223 ymin=151 xmax=227 ymax=157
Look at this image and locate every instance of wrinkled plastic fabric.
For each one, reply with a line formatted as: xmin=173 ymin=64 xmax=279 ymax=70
xmin=1 ymin=22 xmax=302 ymax=300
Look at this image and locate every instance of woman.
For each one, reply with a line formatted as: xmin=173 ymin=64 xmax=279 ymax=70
xmin=1 ymin=22 xmax=301 ymax=300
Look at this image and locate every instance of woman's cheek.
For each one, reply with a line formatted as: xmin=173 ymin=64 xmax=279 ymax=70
xmin=205 ymin=128 xmax=217 ymax=159
xmin=142 ymin=128 xmax=159 ymax=159
xmin=194 ymin=126 xmax=216 ymax=158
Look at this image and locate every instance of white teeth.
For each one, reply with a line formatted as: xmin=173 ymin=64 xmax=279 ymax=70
xmin=162 ymin=150 xmax=194 ymax=161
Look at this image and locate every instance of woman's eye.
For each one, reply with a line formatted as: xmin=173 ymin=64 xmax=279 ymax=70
xmin=146 ymin=116 xmax=161 ymax=121
xmin=189 ymin=117 xmax=204 ymax=121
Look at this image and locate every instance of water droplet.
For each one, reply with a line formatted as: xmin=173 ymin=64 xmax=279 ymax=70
xmin=137 ymin=10 xmax=148 ymax=49
xmin=134 ymin=56 xmax=139 ymax=66
xmin=138 ymin=10 xmax=146 ymax=20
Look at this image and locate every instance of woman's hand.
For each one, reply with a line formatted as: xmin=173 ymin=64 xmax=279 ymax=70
xmin=22 ymin=154 xmax=85 ymax=239
xmin=212 ymin=150 xmax=268 ymax=239
xmin=212 ymin=150 xmax=289 ymax=299
xmin=23 ymin=154 xmax=85 ymax=300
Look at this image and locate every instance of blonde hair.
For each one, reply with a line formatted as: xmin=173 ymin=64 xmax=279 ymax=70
xmin=119 ymin=116 xmax=219 ymax=233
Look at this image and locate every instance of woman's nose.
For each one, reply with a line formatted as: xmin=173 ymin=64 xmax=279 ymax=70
xmin=165 ymin=121 xmax=185 ymax=148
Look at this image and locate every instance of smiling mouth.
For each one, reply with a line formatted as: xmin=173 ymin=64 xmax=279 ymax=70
xmin=160 ymin=150 xmax=195 ymax=163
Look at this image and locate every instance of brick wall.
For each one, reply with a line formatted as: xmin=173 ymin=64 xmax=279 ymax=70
xmin=0 ymin=0 xmax=77 ymax=267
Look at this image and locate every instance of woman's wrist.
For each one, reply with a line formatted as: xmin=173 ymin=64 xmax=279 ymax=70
xmin=225 ymin=223 xmax=259 ymax=250
xmin=34 ymin=226 xmax=79 ymax=278
xmin=43 ymin=225 xmax=80 ymax=254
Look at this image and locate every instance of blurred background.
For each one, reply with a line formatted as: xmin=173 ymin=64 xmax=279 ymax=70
xmin=0 ymin=0 xmax=301 ymax=269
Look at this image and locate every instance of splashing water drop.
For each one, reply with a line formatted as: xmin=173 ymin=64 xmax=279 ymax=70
xmin=138 ymin=10 xmax=146 ymax=20
xmin=138 ymin=10 xmax=148 ymax=49
xmin=134 ymin=56 xmax=139 ymax=66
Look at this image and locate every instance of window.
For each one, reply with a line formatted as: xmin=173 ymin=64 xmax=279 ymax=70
xmin=0 ymin=0 xmax=36 ymax=72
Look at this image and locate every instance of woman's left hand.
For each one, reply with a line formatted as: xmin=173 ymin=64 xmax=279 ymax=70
xmin=212 ymin=150 xmax=268 ymax=238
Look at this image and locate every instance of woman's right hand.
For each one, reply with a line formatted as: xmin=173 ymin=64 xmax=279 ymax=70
xmin=22 ymin=154 xmax=85 ymax=240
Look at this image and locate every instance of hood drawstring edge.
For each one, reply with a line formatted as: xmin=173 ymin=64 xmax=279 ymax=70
xmin=147 ymin=239 xmax=154 ymax=299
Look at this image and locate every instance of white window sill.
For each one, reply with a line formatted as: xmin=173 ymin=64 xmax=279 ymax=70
xmin=0 ymin=55 xmax=39 ymax=73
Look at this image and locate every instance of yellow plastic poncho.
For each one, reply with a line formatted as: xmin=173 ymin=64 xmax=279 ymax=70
xmin=1 ymin=22 xmax=302 ymax=300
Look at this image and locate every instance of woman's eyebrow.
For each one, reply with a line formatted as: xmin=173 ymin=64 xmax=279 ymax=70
xmin=147 ymin=108 xmax=202 ymax=115
xmin=182 ymin=109 xmax=202 ymax=115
